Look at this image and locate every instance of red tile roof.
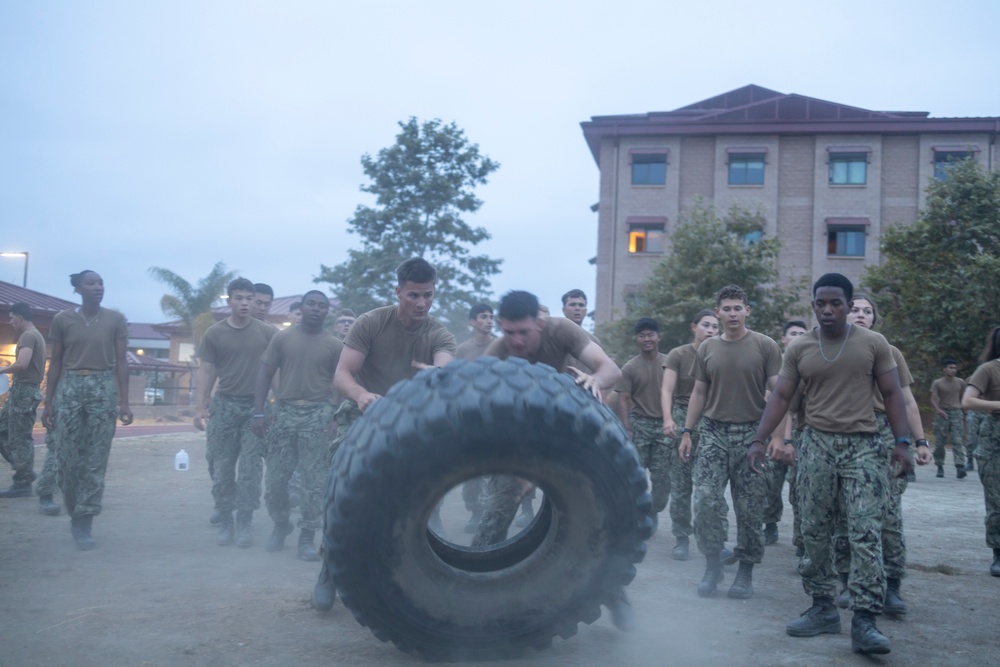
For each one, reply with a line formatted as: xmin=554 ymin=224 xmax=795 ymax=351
xmin=0 ymin=280 xmax=77 ymax=313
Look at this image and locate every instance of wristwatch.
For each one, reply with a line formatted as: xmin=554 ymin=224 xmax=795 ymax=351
xmin=680 ymin=427 xmax=693 ymax=435
xmin=915 ymin=439 xmax=929 ymax=448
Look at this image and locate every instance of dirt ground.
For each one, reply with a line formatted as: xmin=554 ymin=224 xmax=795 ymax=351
xmin=1 ymin=431 xmax=997 ymax=667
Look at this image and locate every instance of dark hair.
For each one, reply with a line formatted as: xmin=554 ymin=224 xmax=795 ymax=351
xmin=634 ymin=317 xmax=659 ymax=335
xmin=561 ymin=289 xmax=587 ymax=306
xmin=941 ymin=357 xmax=957 ymax=367
xmin=469 ymin=303 xmax=493 ymax=320
xmin=498 ymin=290 xmax=539 ymax=321
xmin=691 ymin=309 xmax=716 ymax=325
xmin=715 ymin=284 xmax=748 ymax=306
xmin=812 ymin=273 xmax=854 ymax=302
xmin=335 ymin=309 xmax=357 ymax=319
xmin=396 ymin=258 xmax=436 ymax=285
xmin=301 ymin=290 xmax=328 ymax=303
xmin=980 ymin=326 xmax=1000 ymax=363
xmin=9 ymin=302 xmax=32 ymax=321
xmin=783 ymin=320 xmax=808 ymax=336
xmin=253 ymin=283 xmax=274 ymax=298
xmin=69 ymin=270 xmax=97 ymax=288
xmin=289 ymin=301 xmax=302 ymax=312
xmin=227 ymin=277 xmax=256 ymax=296
xmin=850 ymin=293 xmax=879 ymax=327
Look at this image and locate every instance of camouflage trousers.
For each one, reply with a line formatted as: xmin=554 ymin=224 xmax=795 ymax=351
xmin=54 ymin=371 xmax=118 ymax=518
xmin=471 ymin=474 xmax=525 ymax=546
xmin=0 ymin=382 xmax=42 ymax=483
xmin=967 ymin=411 xmax=985 ymax=459
xmin=834 ymin=413 xmax=907 ymax=579
xmin=797 ymin=426 xmax=887 ymax=613
xmin=631 ymin=414 xmax=671 ymax=513
xmin=975 ymin=414 xmax=1000 ymax=549
xmin=265 ymin=400 xmax=335 ymax=532
xmin=692 ymin=418 xmax=767 ymax=563
xmin=35 ymin=429 xmax=60 ymax=497
xmin=206 ymin=394 xmax=263 ymax=515
xmin=788 ymin=433 xmax=802 ymax=551
xmin=665 ymin=405 xmax=728 ymax=539
xmin=933 ymin=408 xmax=966 ymax=467
xmin=763 ymin=459 xmax=788 ymax=525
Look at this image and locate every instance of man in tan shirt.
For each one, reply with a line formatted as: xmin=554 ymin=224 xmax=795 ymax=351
xmin=930 ymin=358 xmax=967 ymax=477
xmin=0 ymin=303 xmax=46 ymax=499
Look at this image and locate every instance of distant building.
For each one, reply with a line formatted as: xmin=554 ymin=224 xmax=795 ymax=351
xmin=580 ymin=84 xmax=1000 ymax=324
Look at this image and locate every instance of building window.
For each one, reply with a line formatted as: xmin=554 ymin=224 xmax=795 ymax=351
xmin=829 ymin=153 xmax=867 ymax=185
xmin=628 ymin=224 xmax=665 ymax=254
xmin=827 ymin=226 xmax=866 ymax=257
xmin=934 ymin=150 xmax=972 ymax=181
xmin=728 ymin=154 xmax=765 ymax=185
xmin=631 ymin=153 xmax=666 ymax=185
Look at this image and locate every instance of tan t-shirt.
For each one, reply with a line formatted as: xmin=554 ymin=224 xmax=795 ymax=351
xmin=49 ymin=308 xmax=128 ymax=371
xmin=931 ymin=375 xmax=966 ymax=411
xmin=200 ymin=318 xmax=276 ymax=397
xmin=967 ymin=360 xmax=1000 ymax=417
xmin=618 ymin=353 xmax=668 ymax=419
xmin=694 ymin=330 xmax=782 ymax=423
xmin=262 ymin=326 xmax=343 ymax=402
xmin=14 ymin=328 xmax=46 ymax=385
xmin=486 ymin=317 xmax=591 ymax=373
xmin=780 ymin=325 xmax=897 ymax=433
xmin=456 ymin=335 xmax=496 ymax=361
xmin=872 ymin=345 xmax=912 ymax=413
xmin=566 ymin=329 xmax=602 ymax=375
xmin=345 ymin=306 xmax=457 ymax=396
xmin=664 ymin=343 xmax=698 ymax=407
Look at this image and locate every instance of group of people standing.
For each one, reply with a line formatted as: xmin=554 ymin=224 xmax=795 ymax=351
xmin=2 ymin=262 xmax=999 ymax=657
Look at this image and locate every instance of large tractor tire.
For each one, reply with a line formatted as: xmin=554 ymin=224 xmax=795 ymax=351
xmin=321 ymin=356 xmax=654 ymax=659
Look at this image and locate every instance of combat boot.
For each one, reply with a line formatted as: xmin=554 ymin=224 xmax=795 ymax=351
xmin=763 ymin=522 xmax=779 ymax=545
xmin=0 ymin=481 xmax=32 ymax=498
xmin=71 ymin=515 xmax=96 ymax=551
xmin=884 ymin=577 xmax=907 ymax=615
xmin=607 ymin=588 xmax=635 ymax=631
xmin=217 ymin=512 xmax=235 ymax=546
xmin=312 ymin=561 xmax=337 ymax=612
xmin=235 ymin=510 xmax=254 ymax=549
xmin=298 ymin=529 xmax=320 ymax=561
xmin=672 ymin=535 xmax=690 ymax=561
xmin=720 ymin=545 xmax=738 ymax=565
xmin=209 ymin=509 xmax=224 ymax=525
xmin=966 ymin=457 xmax=976 ymax=472
xmin=786 ymin=596 xmax=841 ymax=637
xmin=835 ymin=572 xmax=850 ymax=609
xmin=957 ymin=465 xmax=968 ymax=480
xmin=697 ymin=552 xmax=724 ymax=597
xmin=851 ymin=610 xmax=891 ymax=654
xmin=39 ymin=494 xmax=61 ymax=516
xmin=265 ymin=520 xmax=294 ymax=552
xmin=991 ymin=549 xmax=1000 ymax=577
xmin=936 ymin=465 xmax=944 ymax=478
xmin=728 ymin=561 xmax=754 ymax=599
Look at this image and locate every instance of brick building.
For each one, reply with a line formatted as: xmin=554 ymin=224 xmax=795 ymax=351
xmin=581 ymin=85 xmax=1000 ymax=325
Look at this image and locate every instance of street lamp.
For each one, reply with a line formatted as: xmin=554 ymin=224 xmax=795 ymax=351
xmin=0 ymin=252 xmax=28 ymax=287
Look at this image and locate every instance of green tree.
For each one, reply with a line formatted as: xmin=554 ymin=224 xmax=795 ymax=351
xmin=598 ymin=203 xmax=808 ymax=361
xmin=315 ymin=118 xmax=502 ymax=331
xmin=148 ymin=262 xmax=237 ymax=354
xmin=864 ymin=158 xmax=1000 ymax=392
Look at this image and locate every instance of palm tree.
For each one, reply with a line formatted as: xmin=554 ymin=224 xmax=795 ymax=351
xmin=148 ymin=262 xmax=237 ymax=355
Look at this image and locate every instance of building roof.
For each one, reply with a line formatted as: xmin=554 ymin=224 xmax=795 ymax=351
xmin=125 ymin=351 xmax=190 ymax=372
xmin=128 ymin=322 xmax=169 ymax=340
xmin=0 ymin=280 xmax=77 ymax=314
xmin=581 ymin=84 xmax=1000 ymax=163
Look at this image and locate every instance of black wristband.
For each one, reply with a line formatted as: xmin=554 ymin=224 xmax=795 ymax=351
xmin=680 ymin=427 xmax=693 ymax=435
xmin=750 ymin=439 xmax=766 ymax=448
xmin=783 ymin=439 xmax=793 ymax=446
xmin=915 ymin=439 xmax=929 ymax=447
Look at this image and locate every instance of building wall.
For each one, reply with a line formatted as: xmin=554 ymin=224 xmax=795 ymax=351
xmin=594 ymin=130 xmax=995 ymax=325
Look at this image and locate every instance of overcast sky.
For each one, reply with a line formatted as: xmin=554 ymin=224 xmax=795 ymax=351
xmin=2 ymin=1 xmax=999 ymax=326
